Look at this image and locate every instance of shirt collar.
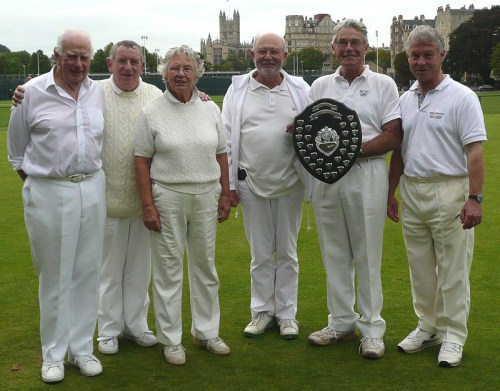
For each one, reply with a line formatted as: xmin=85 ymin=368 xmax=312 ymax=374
xmin=249 ymin=70 xmax=288 ymax=91
xmin=164 ymin=85 xmax=200 ymax=103
xmin=45 ymin=66 xmax=92 ymax=92
xmin=333 ymin=64 xmax=369 ymax=81
xmin=109 ymin=75 xmax=143 ymax=96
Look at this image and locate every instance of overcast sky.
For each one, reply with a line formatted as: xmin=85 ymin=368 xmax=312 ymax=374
xmin=1 ymin=0 xmax=494 ymax=56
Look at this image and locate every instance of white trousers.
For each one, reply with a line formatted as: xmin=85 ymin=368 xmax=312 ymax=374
xmin=313 ymin=158 xmax=387 ymax=338
xmin=98 ymin=216 xmax=152 ymax=338
xmin=238 ymin=180 xmax=304 ymax=320
xmin=22 ymin=171 xmax=105 ymax=362
xmin=400 ymin=175 xmax=473 ymax=345
xmin=150 ymin=184 xmax=221 ymax=346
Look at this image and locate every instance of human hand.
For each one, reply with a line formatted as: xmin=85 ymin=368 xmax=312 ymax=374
xmin=229 ymin=190 xmax=240 ymax=208
xmin=11 ymin=85 xmax=25 ymax=106
xmin=142 ymin=205 xmax=162 ymax=232
xmin=458 ymin=199 xmax=482 ymax=230
xmin=387 ymin=194 xmax=400 ymax=223
xmin=198 ymin=91 xmax=211 ymax=101
xmin=218 ymin=195 xmax=231 ymax=223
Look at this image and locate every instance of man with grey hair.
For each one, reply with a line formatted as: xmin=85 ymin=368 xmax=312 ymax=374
xmin=223 ymin=33 xmax=310 ymax=339
xmin=307 ymin=19 xmax=402 ymax=359
xmin=388 ymin=25 xmax=486 ymax=367
xmin=96 ymin=40 xmax=163 ymax=355
xmin=7 ymin=29 xmax=106 ymax=383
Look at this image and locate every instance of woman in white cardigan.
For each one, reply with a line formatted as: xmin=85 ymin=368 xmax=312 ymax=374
xmin=134 ymin=45 xmax=231 ymax=366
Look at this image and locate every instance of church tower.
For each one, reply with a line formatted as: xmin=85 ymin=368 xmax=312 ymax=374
xmin=219 ymin=10 xmax=240 ymax=45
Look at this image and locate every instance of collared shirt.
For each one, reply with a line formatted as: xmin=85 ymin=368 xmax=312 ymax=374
xmin=238 ymin=72 xmax=302 ymax=198
xmin=108 ymin=74 xmax=143 ymax=96
xmin=400 ymin=75 xmax=487 ymax=177
xmin=7 ymin=67 xmax=105 ymax=177
xmin=308 ymin=65 xmax=401 ymax=144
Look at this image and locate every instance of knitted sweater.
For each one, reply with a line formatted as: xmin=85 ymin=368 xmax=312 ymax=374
xmin=101 ymin=78 xmax=163 ymax=217
xmin=134 ymin=89 xmax=226 ymax=195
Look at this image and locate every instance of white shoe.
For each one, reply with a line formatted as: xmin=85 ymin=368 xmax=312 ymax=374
xmin=124 ymin=330 xmax=158 ymax=347
xmin=243 ymin=312 xmax=276 ymax=337
xmin=398 ymin=326 xmax=442 ymax=353
xmin=278 ymin=319 xmax=299 ymax=340
xmin=359 ymin=337 xmax=385 ymax=359
xmin=308 ymin=327 xmax=357 ymax=346
xmin=41 ymin=361 xmax=64 ymax=383
xmin=69 ymin=354 xmax=102 ymax=376
xmin=164 ymin=344 xmax=186 ymax=365
xmin=194 ymin=336 xmax=231 ymax=355
xmin=438 ymin=342 xmax=463 ymax=367
xmin=98 ymin=336 xmax=118 ymax=354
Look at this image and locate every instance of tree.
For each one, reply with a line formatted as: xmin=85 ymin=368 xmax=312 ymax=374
xmin=28 ymin=50 xmax=51 ymax=75
xmin=393 ymin=51 xmax=412 ymax=87
xmin=90 ymin=42 xmax=113 ymax=73
xmin=0 ymin=44 xmax=10 ymax=53
xmin=490 ymin=42 xmax=500 ymax=80
xmin=443 ymin=6 xmax=500 ymax=83
xmin=366 ymin=48 xmax=391 ymax=71
xmin=284 ymin=48 xmax=324 ymax=74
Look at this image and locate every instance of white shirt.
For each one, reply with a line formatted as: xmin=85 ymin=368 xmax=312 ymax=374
xmin=308 ymin=65 xmax=401 ymax=144
xmin=239 ymin=74 xmax=302 ymax=198
xmin=400 ymin=75 xmax=487 ymax=177
xmin=7 ymin=67 xmax=105 ymax=177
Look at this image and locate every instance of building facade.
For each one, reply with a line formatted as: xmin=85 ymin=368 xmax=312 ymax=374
xmin=284 ymin=14 xmax=336 ymax=71
xmin=200 ymin=10 xmax=253 ymax=67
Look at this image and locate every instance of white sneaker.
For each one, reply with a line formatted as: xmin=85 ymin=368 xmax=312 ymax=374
xmin=41 ymin=361 xmax=64 ymax=383
xmin=438 ymin=342 xmax=463 ymax=367
xmin=278 ymin=319 xmax=299 ymax=340
xmin=194 ymin=336 xmax=231 ymax=355
xmin=243 ymin=312 xmax=276 ymax=337
xmin=398 ymin=326 xmax=442 ymax=353
xmin=359 ymin=337 xmax=385 ymax=359
xmin=308 ymin=327 xmax=357 ymax=346
xmin=98 ymin=336 xmax=118 ymax=354
xmin=164 ymin=344 xmax=186 ymax=365
xmin=69 ymin=354 xmax=102 ymax=376
xmin=124 ymin=330 xmax=158 ymax=347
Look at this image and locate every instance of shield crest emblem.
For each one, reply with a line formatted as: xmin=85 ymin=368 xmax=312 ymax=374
xmin=293 ymin=98 xmax=362 ymax=184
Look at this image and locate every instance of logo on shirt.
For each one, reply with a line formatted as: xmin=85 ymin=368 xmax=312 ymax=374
xmin=359 ymin=89 xmax=368 ymax=97
xmin=430 ymin=111 xmax=444 ymax=119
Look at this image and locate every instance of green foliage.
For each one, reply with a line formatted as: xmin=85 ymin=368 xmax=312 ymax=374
xmin=444 ymin=6 xmax=500 ymax=82
xmin=490 ymin=42 xmax=500 ymax=79
xmin=393 ymin=51 xmax=412 ymax=87
xmin=366 ymin=48 xmax=391 ymax=71
xmin=90 ymin=43 xmax=113 ymax=73
xmin=213 ymin=54 xmax=251 ymax=72
xmin=285 ymin=48 xmax=325 ymax=72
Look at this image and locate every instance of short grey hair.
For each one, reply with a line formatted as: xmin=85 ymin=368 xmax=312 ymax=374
xmin=406 ymin=25 xmax=445 ymax=54
xmin=54 ymin=29 xmax=93 ymax=58
xmin=158 ymin=45 xmax=204 ymax=82
xmin=109 ymin=40 xmax=143 ymax=61
xmin=332 ymin=19 xmax=368 ymax=45
xmin=252 ymin=33 xmax=286 ymax=52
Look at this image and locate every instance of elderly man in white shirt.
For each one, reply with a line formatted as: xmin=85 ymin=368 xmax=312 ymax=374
xmin=7 ymin=29 xmax=106 ymax=384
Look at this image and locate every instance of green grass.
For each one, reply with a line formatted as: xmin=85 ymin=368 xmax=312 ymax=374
xmin=1 ymin=100 xmax=499 ymax=390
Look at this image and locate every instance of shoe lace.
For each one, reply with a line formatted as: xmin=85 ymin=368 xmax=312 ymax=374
xmin=250 ymin=313 xmax=268 ymax=327
xmin=361 ymin=337 xmax=383 ymax=349
xmin=45 ymin=361 xmax=63 ymax=369
xmin=80 ymin=355 xmax=99 ymax=364
xmin=278 ymin=319 xmax=295 ymax=328
xmin=97 ymin=336 xmax=116 ymax=344
xmin=169 ymin=345 xmax=185 ymax=353
xmin=442 ymin=342 xmax=461 ymax=354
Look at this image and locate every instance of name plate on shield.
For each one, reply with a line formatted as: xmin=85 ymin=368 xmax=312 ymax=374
xmin=293 ymin=98 xmax=362 ymax=184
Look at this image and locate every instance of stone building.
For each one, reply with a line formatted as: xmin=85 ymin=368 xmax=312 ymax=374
xmin=200 ymin=10 xmax=253 ymax=67
xmin=283 ymin=14 xmax=337 ymax=71
xmin=390 ymin=4 xmax=477 ymax=66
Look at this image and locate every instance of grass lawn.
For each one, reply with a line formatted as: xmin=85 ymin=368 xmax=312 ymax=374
xmin=0 ymin=99 xmax=499 ymax=390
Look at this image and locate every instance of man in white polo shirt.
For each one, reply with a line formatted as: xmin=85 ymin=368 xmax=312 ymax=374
xmin=223 ymin=32 xmax=310 ymax=339
xmin=388 ymin=25 xmax=486 ymax=368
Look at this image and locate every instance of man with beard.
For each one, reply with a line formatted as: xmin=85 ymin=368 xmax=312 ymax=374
xmin=223 ymin=33 xmax=310 ymax=339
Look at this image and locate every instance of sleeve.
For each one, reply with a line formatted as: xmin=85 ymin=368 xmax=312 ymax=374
xmin=134 ymin=109 xmax=155 ymax=158
xmin=221 ymin=85 xmax=235 ymax=190
xmin=7 ymin=101 xmax=30 ymax=171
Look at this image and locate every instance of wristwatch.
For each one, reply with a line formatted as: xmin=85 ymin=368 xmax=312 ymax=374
xmin=469 ymin=194 xmax=484 ymax=203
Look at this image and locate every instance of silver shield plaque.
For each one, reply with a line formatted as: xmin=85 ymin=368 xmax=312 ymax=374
xmin=293 ymin=98 xmax=362 ymax=184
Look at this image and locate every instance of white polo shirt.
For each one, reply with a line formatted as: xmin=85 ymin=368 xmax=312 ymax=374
xmin=239 ymin=74 xmax=302 ymax=198
xmin=400 ymin=75 xmax=487 ymax=178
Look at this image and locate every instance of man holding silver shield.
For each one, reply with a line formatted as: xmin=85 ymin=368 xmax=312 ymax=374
xmin=307 ymin=19 xmax=402 ymax=359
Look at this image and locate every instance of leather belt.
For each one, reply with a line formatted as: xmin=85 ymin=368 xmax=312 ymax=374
xmin=48 ymin=174 xmax=94 ymax=183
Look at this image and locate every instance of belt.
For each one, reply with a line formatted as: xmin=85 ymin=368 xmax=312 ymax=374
xmin=238 ymin=168 xmax=247 ymax=181
xmin=48 ymin=174 xmax=94 ymax=182
xmin=356 ymin=155 xmax=385 ymax=162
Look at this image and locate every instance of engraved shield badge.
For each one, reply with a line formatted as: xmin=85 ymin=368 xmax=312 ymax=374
xmin=293 ymin=98 xmax=362 ymax=184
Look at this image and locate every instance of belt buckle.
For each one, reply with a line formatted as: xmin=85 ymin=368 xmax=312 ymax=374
xmin=69 ymin=174 xmax=85 ymax=183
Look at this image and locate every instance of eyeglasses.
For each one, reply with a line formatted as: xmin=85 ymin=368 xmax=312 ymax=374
xmin=63 ymin=54 xmax=91 ymax=63
xmin=335 ymin=40 xmax=364 ymax=49
xmin=169 ymin=66 xmax=194 ymax=75
xmin=255 ymin=49 xmax=283 ymax=56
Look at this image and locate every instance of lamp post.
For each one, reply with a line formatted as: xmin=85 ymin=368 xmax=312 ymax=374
xmin=141 ymin=35 xmax=148 ymax=76
xmin=301 ymin=60 xmax=303 ymax=76
xmin=23 ymin=64 xmax=26 ymax=79
xmin=155 ymin=49 xmax=160 ymax=73
xmin=375 ymin=30 xmax=379 ymax=73
xmin=37 ymin=52 xmax=40 ymax=75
